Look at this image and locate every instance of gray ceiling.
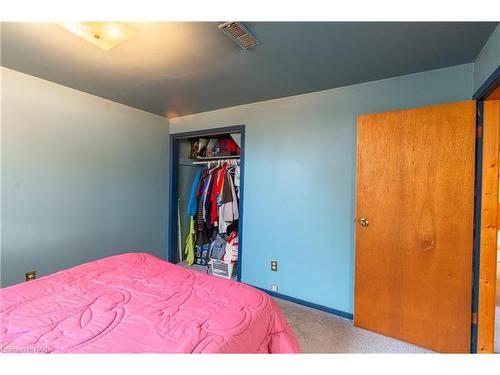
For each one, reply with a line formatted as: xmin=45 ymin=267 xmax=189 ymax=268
xmin=1 ymin=22 xmax=497 ymax=117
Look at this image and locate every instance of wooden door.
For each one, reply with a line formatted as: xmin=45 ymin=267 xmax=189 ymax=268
xmin=354 ymin=100 xmax=476 ymax=353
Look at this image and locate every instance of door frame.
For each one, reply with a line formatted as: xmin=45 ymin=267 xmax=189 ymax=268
xmin=473 ymin=65 xmax=500 ymax=353
xmin=168 ymin=125 xmax=246 ymax=282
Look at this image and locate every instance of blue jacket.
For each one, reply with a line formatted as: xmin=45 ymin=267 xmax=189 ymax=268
xmin=187 ymin=168 xmax=203 ymax=216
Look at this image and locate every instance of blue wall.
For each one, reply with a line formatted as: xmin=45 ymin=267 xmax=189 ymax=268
xmin=1 ymin=68 xmax=170 ymax=287
xmin=170 ymin=64 xmax=474 ymax=314
xmin=474 ymin=24 xmax=500 ymax=92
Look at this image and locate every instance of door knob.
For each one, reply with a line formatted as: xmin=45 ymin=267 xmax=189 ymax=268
xmin=359 ymin=217 xmax=369 ymax=227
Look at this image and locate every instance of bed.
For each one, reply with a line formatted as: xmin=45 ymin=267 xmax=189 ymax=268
xmin=0 ymin=252 xmax=300 ymax=353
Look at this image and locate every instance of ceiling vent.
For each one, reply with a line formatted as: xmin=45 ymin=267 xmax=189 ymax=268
xmin=218 ymin=22 xmax=260 ymax=49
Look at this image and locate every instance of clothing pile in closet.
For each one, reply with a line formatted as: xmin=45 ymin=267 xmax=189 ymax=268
xmin=184 ymin=161 xmax=240 ymax=268
xmin=190 ymin=136 xmax=240 ymax=159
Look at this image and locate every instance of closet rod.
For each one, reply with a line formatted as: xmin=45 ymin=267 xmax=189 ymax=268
xmin=195 ymin=155 xmax=240 ymax=160
xmin=192 ymin=158 xmax=240 ymax=165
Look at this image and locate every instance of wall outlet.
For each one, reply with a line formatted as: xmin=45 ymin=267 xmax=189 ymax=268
xmin=25 ymin=270 xmax=36 ymax=281
xmin=271 ymin=284 xmax=278 ymax=292
xmin=271 ymin=260 xmax=278 ymax=272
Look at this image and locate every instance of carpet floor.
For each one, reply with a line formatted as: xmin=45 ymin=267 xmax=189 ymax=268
xmin=274 ymin=298 xmax=434 ymax=353
xmin=495 ymin=277 xmax=500 ymax=353
xmin=178 ymin=263 xmax=433 ymax=353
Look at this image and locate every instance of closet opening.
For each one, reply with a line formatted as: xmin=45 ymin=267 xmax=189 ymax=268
xmin=168 ymin=125 xmax=245 ymax=282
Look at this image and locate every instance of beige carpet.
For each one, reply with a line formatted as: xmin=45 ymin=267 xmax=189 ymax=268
xmin=275 ymin=298 xmax=433 ymax=353
xmin=495 ymin=306 xmax=500 ymax=353
xmin=496 ymin=277 xmax=500 ymax=353
xmin=177 ymin=263 xmax=432 ymax=353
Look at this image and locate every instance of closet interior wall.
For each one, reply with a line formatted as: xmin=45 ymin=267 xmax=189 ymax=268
xmin=178 ymin=139 xmax=199 ymax=263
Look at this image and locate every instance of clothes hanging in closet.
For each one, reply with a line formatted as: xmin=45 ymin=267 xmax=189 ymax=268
xmin=184 ymin=216 xmax=196 ymax=265
xmin=184 ymin=162 xmax=239 ymax=266
xmin=187 ymin=168 xmax=202 ymax=216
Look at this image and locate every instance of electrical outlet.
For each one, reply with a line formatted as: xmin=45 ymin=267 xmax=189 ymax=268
xmin=271 ymin=284 xmax=278 ymax=292
xmin=271 ymin=260 xmax=278 ymax=272
xmin=25 ymin=270 xmax=36 ymax=281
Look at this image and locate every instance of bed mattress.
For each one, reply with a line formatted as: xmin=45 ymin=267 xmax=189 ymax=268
xmin=0 ymin=253 xmax=300 ymax=353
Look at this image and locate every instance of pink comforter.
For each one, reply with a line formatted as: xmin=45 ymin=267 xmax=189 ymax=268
xmin=0 ymin=253 xmax=300 ymax=353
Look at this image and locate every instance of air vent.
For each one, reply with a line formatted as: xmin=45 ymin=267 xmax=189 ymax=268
xmin=218 ymin=22 xmax=260 ymax=49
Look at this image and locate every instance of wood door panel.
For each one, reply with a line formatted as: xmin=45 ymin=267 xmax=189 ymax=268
xmin=354 ymin=101 xmax=476 ymax=353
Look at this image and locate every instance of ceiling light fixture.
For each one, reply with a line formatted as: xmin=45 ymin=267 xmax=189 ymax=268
xmin=57 ymin=22 xmax=137 ymax=51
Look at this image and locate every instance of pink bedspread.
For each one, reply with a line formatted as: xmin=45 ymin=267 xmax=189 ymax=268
xmin=0 ymin=253 xmax=300 ymax=353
